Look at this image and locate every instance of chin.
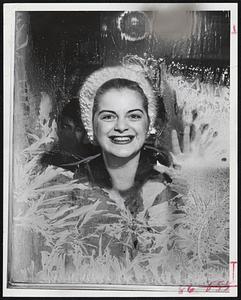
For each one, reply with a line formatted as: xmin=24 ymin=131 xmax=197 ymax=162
xmin=111 ymin=150 xmax=135 ymax=158
xmin=108 ymin=146 xmax=141 ymax=158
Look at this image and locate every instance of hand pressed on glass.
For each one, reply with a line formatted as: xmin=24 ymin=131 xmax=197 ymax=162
xmin=171 ymin=124 xmax=217 ymax=168
xmin=154 ymin=124 xmax=217 ymax=196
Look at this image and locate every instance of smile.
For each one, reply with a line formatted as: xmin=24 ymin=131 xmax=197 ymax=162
xmin=109 ymin=136 xmax=134 ymax=144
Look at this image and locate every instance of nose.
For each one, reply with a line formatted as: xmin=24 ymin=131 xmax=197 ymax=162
xmin=114 ymin=117 xmax=128 ymax=133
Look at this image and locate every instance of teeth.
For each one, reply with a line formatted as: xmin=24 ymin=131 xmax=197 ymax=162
xmin=113 ymin=137 xmax=130 ymax=141
xmin=110 ymin=136 xmax=133 ymax=143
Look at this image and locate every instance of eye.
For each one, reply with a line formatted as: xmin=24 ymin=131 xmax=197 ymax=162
xmin=62 ymin=124 xmax=73 ymax=130
xmin=128 ymin=113 xmax=142 ymax=120
xmin=75 ymin=127 xmax=83 ymax=134
xmin=100 ymin=113 xmax=116 ymax=121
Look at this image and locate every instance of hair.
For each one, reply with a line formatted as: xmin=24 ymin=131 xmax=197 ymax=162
xmin=93 ymin=78 xmax=149 ymax=118
xmin=60 ymin=98 xmax=83 ymax=128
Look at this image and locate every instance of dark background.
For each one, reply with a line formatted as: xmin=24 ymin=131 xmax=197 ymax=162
xmin=26 ymin=11 xmax=230 ymax=100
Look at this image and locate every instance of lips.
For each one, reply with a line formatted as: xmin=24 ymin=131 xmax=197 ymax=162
xmin=109 ymin=135 xmax=134 ymax=144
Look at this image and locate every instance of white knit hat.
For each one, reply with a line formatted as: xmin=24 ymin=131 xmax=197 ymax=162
xmin=79 ymin=65 xmax=157 ymax=142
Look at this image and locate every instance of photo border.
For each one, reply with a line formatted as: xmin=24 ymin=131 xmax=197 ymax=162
xmin=3 ymin=2 xmax=238 ymax=297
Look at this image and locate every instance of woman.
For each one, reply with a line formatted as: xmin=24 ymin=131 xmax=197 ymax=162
xmin=74 ymin=65 xmax=189 ymax=261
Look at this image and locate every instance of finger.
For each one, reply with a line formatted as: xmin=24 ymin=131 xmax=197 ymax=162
xmin=199 ymin=124 xmax=211 ymax=145
xmin=192 ymin=126 xmax=202 ymax=150
xmin=183 ymin=126 xmax=190 ymax=154
xmin=154 ymin=161 xmax=174 ymax=174
xmin=163 ymin=168 xmax=175 ymax=178
xmin=200 ymin=129 xmax=218 ymax=154
xmin=190 ymin=124 xmax=196 ymax=143
xmin=171 ymin=130 xmax=181 ymax=155
xmin=203 ymin=135 xmax=218 ymax=152
xmin=203 ymin=130 xmax=217 ymax=147
xmin=192 ymin=109 xmax=198 ymax=122
xmin=200 ymin=123 xmax=209 ymax=134
xmin=170 ymin=152 xmax=180 ymax=167
xmin=164 ymin=169 xmax=183 ymax=184
xmin=205 ymin=141 xmax=220 ymax=156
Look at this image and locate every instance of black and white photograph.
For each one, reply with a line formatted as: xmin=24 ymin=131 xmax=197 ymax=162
xmin=3 ymin=3 xmax=237 ymax=297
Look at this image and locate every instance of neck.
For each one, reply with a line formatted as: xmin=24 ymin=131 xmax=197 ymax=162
xmin=103 ymin=151 xmax=141 ymax=191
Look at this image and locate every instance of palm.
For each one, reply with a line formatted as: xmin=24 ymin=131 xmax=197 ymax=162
xmin=171 ymin=125 xmax=216 ymax=168
xmin=154 ymin=124 xmax=218 ymax=196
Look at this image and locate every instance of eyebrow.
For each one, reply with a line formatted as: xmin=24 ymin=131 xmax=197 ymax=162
xmin=98 ymin=109 xmax=144 ymax=115
xmin=128 ymin=109 xmax=144 ymax=114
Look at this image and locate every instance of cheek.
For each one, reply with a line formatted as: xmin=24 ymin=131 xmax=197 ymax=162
xmin=93 ymin=119 xmax=112 ymax=140
xmin=136 ymin=119 xmax=149 ymax=135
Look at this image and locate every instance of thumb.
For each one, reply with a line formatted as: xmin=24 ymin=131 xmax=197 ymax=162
xmin=154 ymin=161 xmax=175 ymax=177
xmin=170 ymin=151 xmax=181 ymax=168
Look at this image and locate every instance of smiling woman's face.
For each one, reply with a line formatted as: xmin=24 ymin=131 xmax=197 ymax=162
xmin=93 ymin=88 xmax=149 ymax=158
